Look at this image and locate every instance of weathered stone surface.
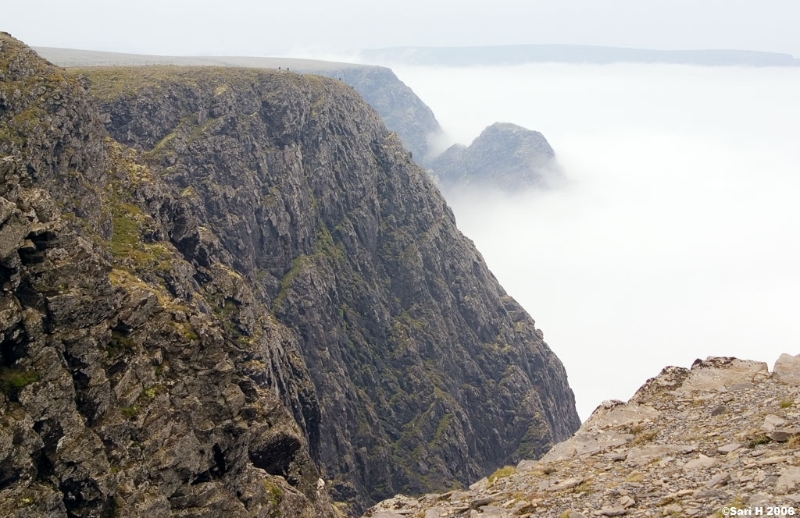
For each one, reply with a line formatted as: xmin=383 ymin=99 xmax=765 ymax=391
xmin=706 ymin=472 xmax=731 ymax=488
xmin=774 ymin=353 xmax=800 ymax=384
xmin=683 ymin=454 xmax=716 ymax=471
xmin=776 ymin=467 xmax=800 ymax=494
xmin=313 ymin=66 xmax=444 ymax=165
xmin=678 ymin=357 xmax=769 ymax=393
xmin=33 ymin=47 xmax=446 ymax=167
xmin=718 ymin=443 xmax=743 ymax=454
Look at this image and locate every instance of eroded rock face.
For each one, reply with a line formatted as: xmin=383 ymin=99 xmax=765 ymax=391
xmin=2 ymin=33 xmax=580 ymax=515
xmin=367 ymin=355 xmax=800 ymax=517
xmin=313 ymin=66 xmax=444 ymax=166
xmin=1 ymin=32 xmax=335 ymax=518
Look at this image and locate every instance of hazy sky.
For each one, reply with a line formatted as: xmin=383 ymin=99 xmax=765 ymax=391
xmin=393 ymin=63 xmax=800 ymax=419
xmin=4 ymin=1 xmax=800 ymax=57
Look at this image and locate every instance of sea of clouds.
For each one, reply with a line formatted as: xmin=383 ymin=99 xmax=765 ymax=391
xmin=391 ymin=63 xmax=800 ymax=420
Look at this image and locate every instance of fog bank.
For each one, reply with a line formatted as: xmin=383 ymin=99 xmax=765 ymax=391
xmin=394 ymin=63 xmax=800 ymax=420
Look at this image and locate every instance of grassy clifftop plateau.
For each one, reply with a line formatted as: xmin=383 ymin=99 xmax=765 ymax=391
xmin=33 ymin=46 xmax=444 ymax=165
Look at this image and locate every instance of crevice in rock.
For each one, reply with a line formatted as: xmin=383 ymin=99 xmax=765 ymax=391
xmin=30 ymin=419 xmax=60 ymax=485
xmin=249 ymin=433 xmax=302 ymax=483
xmin=0 ymin=456 xmax=21 ymax=491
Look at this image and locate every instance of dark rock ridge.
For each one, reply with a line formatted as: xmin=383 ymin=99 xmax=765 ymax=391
xmin=2 ymin=33 xmax=580 ymax=516
xmin=431 ymin=122 xmax=560 ymax=191
xmin=32 ymin=47 xmax=444 ymax=167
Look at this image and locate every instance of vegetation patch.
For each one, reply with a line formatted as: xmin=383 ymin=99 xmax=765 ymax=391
xmin=488 ymin=465 xmax=516 ymax=485
xmin=140 ymin=384 xmax=164 ymax=401
xmin=626 ymin=471 xmax=644 ymax=482
xmin=108 ymin=330 xmax=136 ymax=357
xmin=271 ymin=254 xmax=309 ymax=312
xmin=261 ymin=479 xmax=283 ymax=507
xmin=748 ymin=434 xmax=771 ymax=448
xmin=0 ymin=367 xmax=39 ymax=398
xmin=119 ymin=405 xmax=140 ymax=420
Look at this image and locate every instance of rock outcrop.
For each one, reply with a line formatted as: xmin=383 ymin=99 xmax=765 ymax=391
xmin=367 ymin=355 xmax=800 ymax=517
xmin=430 ymin=122 xmax=560 ymax=192
xmin=2 ymin=34 xmax=580 ymax=516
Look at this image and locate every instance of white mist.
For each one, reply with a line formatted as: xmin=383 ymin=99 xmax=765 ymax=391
xmin=394 ymin=63 xmax=800 ymax=420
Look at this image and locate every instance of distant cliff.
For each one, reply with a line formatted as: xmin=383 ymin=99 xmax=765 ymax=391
xmin=2 ymin=34 xmax=579 ymax=516
xmin=361 ymin=44 xmax=800 ymax=67
xmin=431 ymin=122 xmax=560 ymax=191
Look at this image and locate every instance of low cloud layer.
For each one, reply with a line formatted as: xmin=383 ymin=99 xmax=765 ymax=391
xmin=394 ymin=63 xmax=800 ymax=420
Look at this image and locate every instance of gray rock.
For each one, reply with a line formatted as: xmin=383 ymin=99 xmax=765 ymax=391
xmin=776 ymin=467 xmax=800 ymax=494
xmin=768 ymin=430 xmax=796 ymax=442
xmin=683 ymin=454 xmax=717 ymax=471
xmin=763 ymin=414 xmax=787 ymax=431
xmin=626 ymin=445 xmax=685 ymax=465
xmin=469 ymin=496 xmax=497 ymax=509
xmin=679 ymin=357 xmax=769 ymax=393
xmin=717 ymin=443 xmax=743 ymax=454
xmin=550 ymin=477 xmax=584 ymax=491
xmin=774 ymin=354 xmax=800 ymax=384
xmin=706 ymin=472 xmax=731 ymax=488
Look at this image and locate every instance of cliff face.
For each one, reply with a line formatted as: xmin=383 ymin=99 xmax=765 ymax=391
xmin=431 ymin=122 xmax=559 ymax=191
xmin=312 ymin=66 xmax=443 ymax=166
xmin=1 ymin=33 xmax=579 ymax=516
xmin=1 ymin=33 xmax=334 ymax=518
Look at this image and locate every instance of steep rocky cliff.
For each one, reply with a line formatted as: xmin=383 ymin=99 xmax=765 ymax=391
xmin=368 ymin=355 xmax=800 ymax=517
xmin=312 ymin=66 xmax=442 ymax=166
xmin=1 ymin=33 xmax=335 ymax=518
xmin=1 ymin=33 xmax=579 ymax=516
xmin=431 ymin=122 xmax=560 ymax=192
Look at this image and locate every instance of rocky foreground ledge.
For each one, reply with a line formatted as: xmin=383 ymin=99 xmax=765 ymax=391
xmin=366 ymin=354 xmax=800 ymax=517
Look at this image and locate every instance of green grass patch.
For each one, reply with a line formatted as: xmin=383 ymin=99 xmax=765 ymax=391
xmin=488 ymin=465 xmax=516 ymax=485
xmin=261 ymin=479 xmax=283 ymax=507
xmin=119 ymin=405 xmax=139 ymax=420
xmin=0 ymin=367 xmax=38 ymax=398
